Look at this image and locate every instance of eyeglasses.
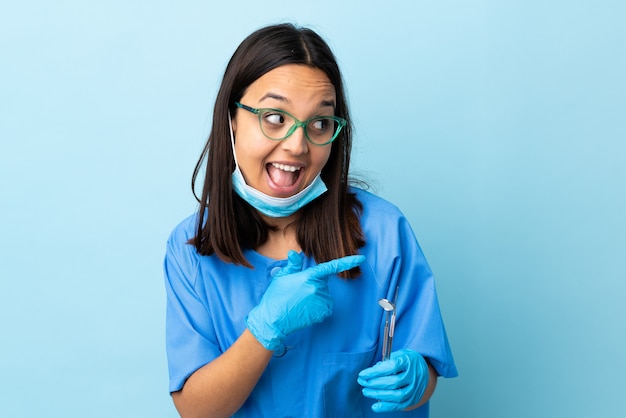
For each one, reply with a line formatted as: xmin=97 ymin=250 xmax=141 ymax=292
xmin=235 ymin=102 xmax=347 ymax=146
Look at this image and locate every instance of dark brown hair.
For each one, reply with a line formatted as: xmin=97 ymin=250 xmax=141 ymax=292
xmin=190 ymin=23 xmax=365 ymax=278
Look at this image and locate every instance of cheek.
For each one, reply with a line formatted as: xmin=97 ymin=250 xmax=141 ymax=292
xmin=313 ymin=147 xmax=333 ymax=171
xmin=234 ymin=138 xmax=278 ymax=184
xmin=234 ymin=126 xmax=266 ymax=159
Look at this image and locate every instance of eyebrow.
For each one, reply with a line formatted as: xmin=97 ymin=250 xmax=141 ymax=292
xmin=259 ymin=93 xmax=336 ymax=109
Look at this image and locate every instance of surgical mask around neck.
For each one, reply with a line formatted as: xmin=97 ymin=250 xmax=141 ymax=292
xmin=228 ymin=114 xmax=328 ymax=218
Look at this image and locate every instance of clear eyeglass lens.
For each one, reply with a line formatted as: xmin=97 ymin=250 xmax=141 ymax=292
xmin=307 ymin=117 xmax=338 ymax=144
xmin=258 ymin=109 xmax=338 ymax=144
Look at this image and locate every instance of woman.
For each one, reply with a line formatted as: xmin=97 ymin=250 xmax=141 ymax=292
xmin=164 ymin=23 xmax=457 ymax=417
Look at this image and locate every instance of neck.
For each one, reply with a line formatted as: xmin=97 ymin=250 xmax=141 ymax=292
xmin=261 ymin=211 xmax=299 ymax=230
xmin=256 ymin=216 xmax=301 ymax=260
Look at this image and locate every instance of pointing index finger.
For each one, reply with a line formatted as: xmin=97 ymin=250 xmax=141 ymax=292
xmin=309 ymin=255 xmax=366 ymax=280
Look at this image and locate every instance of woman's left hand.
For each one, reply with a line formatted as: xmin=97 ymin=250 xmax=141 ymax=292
xmin=357 ymin=348 xmax=429 ymax=412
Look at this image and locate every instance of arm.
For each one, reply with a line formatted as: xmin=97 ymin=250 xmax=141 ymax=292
xmin=172 ymin=329 xmax=272 ymax=418
xmin=169 ymin=251 xmax=365 ymax=417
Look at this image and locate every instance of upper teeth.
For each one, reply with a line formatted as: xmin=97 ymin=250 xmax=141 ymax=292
xmin=272 ymin=163 xmax=300 ymax=172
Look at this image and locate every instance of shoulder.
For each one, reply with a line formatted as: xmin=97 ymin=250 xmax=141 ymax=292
xmin=166 ymin=213 xmax=198 ymax=247
xmin=165 ymin=213 xmax=202 ymax=272
xmin=350 ymin=186 xmax=418 ymax=246
xmin=350 ymin=186 xmax=405 ymax=220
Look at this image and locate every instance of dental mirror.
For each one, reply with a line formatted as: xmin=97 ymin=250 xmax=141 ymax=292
xmin=378 ymin=298 xmax=396 ymax=361
xmin=378 ymin=287 xmax=399 ymax=362
xmin=378 ymin=298 xmax=394 ymax=311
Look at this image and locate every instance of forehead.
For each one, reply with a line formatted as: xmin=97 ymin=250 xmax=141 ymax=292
xmin=244 ymin=64 xmax=336 ymax=103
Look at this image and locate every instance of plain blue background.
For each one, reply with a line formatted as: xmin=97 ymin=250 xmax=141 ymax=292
xmin=1 ymin=1 xmax=624 ymax=417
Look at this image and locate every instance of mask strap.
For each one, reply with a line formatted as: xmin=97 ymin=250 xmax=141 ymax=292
xmin=228 ymin=112 xmax=240 ymax=169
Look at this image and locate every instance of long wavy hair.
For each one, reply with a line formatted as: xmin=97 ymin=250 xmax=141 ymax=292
xmin=190 ymin=23 xmax=365 ymax=278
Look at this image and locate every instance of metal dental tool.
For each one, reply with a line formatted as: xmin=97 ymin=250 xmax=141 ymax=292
xmin=378 ymin=286 xmax=399 ymax=361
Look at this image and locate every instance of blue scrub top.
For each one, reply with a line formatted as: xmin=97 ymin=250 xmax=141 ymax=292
xmin=164 ymin=188 xmax=457 ymax=417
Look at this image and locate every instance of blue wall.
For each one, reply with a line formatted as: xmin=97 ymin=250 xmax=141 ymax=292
xmin=1 ymin=1 xmax=624 ymax=416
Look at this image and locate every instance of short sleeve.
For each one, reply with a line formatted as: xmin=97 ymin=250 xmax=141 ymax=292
xmin=355 ymin=188 xmax=458 ymax=380
xmin=392 ymin=215 xmax=458 ymax=378
xmin=164 ymin=219 xmax=222 ymax=392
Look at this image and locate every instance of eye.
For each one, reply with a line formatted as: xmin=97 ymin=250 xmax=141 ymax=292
xmin=262 ymin=112 xmax=286 ymax=125
xmin=309 ymin=118 xmax=331 ymax=133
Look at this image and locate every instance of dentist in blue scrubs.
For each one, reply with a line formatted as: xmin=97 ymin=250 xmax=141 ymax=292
xmin=164 ymin=23 xmax=458 ymax=417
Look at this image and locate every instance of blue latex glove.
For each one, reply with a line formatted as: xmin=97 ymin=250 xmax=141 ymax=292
xmin=358 ymin=348 xmax=430 ymax=413
xmin=246 ymin=250 xmax=365 ymax=351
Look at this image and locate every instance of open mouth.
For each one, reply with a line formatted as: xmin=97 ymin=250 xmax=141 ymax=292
xmin=266 ymin=162 xmax=303 ymax=190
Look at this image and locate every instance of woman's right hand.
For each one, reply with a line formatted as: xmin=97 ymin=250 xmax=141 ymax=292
xmin=246 ymin=250 xmax=365 ymax=351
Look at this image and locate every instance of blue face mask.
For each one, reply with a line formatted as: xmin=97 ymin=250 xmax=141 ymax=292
xmin=229 ymin=114 xmax=328 ymax=218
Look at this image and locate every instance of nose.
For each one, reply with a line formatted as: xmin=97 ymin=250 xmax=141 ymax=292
xmin=280 ymin=125 xmax=309 ymax=155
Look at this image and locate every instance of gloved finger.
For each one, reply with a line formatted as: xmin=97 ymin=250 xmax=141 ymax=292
xmin=362 ymin=384 xmax=413 ymax=403
xmin=308 ymin=255 xmax=365 ymax=280
xmin=389 ymin=349 xmax=429 ymax=388
xmin=389 ymin=348 xmax=413 ymax=362
xmin=358 ymin=354 xmax=409 ymax=380
xmin=357 ymin=372 xmax=402 ymax=390
xmin=274 ymin=250 xmax=304 ymax=277
xmin=305 ymin=293 xmax=334 ymax=324
xmin=371 ymin=399 xmax=405 ymax=413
